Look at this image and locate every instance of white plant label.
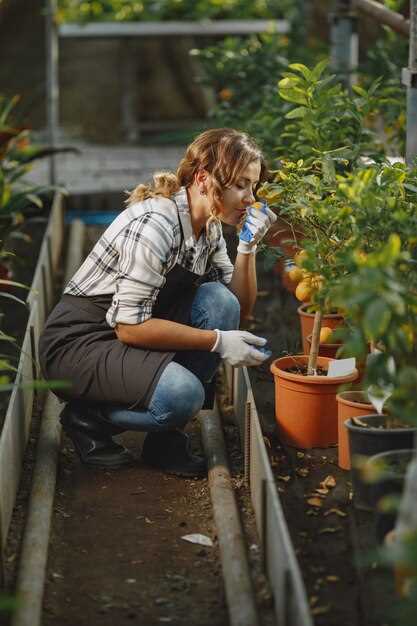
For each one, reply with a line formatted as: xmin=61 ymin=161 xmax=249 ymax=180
xmin=327 ymin=358 xmax=356 ymax=378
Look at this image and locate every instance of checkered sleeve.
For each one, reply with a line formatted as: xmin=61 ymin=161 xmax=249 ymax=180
xmin=106 ymin=212 xmax=176 ymax=328
xmin=207 ymin=234 xmax=234 ymax=285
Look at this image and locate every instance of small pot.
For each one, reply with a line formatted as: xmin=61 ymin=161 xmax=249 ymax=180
xmin=345 ymin=415 xmax=416 ymax=510
xmin=270 ymin=355 xmax=358 ymax=449
xmin=336 ymin=391 xmax=374 ymax=470
xmin=366 ymin=449 xmax=414 ymax=543
xmin=297 ymin=303 xmax=344 ymax=354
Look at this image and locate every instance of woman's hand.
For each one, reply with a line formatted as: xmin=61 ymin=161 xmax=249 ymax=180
xmin=237 ymin=201 xmax=277 ymax=255
xmin=211 ymin=329 xmax=269 ymax=367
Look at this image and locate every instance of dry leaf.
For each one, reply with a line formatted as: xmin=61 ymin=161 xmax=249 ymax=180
xmin=181 ymin=534 xmax=213 ymax=547
xmin=296 ymin=468 xmax=309 ymax=477
xmin=324 ymin=508 xmax=347 ymax=518
xmin=319 ymin=527 xmax=341 ymax=534
xmin=307 ymin=497 xmax=323 ymax=508
xmin=278 ymin=475 xmax=291 ymax=482
xmin=351 ymin=416 xmax=369 ymax=428
xmin=145 ymin=517 xmax=154 ymax=524
xmin=315 ymin=488 xmax=329 ymax=495
xmin=297 ymin=452 xmax=305 ymax=459
xmin=326 ymin=575 xmax=340 ymax=582
xmin=309 ymin=595 xmax=319 ymax=606
xmin=322 ymin=475 xmax=336 ymax=488
xmin=311 ymin=605 xmax=331 ymax=616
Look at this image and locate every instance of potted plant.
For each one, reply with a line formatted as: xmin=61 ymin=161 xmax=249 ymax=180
xmin=336 ymin=390 xmax=374 ymax=470
xmin=331 ymin=230 xmax=417 ymax=506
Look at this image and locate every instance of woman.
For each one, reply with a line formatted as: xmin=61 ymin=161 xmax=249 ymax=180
xmin=39 ymin=128 xmax=276 ymax=477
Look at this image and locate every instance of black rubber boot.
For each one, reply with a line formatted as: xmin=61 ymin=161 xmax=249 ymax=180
xmin=60 ymin=403 xmax=134 ymax=468
xmin=141 ymin=430 xmax=207 ymax=478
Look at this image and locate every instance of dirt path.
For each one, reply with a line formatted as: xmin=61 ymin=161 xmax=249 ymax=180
xmin=42 ymin=426 xmax=228 ymax=626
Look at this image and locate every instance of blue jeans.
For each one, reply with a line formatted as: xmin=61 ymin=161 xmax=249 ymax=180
xmin=102 ymin=282 xmax=240 ymax=431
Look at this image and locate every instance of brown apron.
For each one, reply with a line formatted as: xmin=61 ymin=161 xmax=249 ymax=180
xmin=39 ymin=219 xmax=211 ymax=411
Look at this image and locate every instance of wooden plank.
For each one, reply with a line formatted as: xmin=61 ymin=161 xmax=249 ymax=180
xmin=59 ymin=19 xmax=289 ymax=39
xmin=0 ymin=191 xmax=64 ymax=585
xmin=265 ymin=480 xmax=313 ymax=626
xmin=0 ymin=328 xmax=34 ymax=553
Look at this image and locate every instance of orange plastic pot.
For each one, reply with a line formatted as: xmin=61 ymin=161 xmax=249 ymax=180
xmin=270 ymin=355 xmax=358 ymax=449
xmin=336 ymin=391 xmax=373 ymax=470
xmin=298 ymin=304 xmax=345 ymax=354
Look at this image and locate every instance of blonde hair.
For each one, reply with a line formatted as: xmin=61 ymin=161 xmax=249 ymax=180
xmin=126 ymin=129 xmax=269 ymax=220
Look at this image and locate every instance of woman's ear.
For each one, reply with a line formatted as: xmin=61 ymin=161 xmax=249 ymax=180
xmin=195 ymin=169 xmax=209 ymax=195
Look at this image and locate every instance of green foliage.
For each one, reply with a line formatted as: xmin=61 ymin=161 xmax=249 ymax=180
xmin=277 ymin=61 xmax=385 ymax=164
xmin=57 ymin=0 xmax=285 ymax=23
xmin=192 ymin=33 xmax=289 ymax=157
xmin=360 ymin=26 xmax=408 ymax=155
xmin=330 ymin=235 xmax=417 ymax=427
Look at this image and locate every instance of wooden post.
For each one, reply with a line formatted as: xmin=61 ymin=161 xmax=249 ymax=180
xmin=307 ymin=309 xmax=323 ymax=375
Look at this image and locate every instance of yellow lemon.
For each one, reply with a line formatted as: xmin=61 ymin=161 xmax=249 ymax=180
xmin=319 ymin=327 xmax=334 ymax=344
xmin=295 ymin=279 xmax=313 ymax=302
xmin=288 ymin=267 xmax=304 ymax=283
xmin=294 ymin=249 xmax=308 ymax=267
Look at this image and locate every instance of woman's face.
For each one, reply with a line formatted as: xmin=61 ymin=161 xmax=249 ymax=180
xmin=217 ymin=159 xmax=262 ymax=226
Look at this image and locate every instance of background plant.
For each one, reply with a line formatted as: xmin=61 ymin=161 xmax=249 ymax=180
xmin=57 ymin=0 xmax=286 ymax=23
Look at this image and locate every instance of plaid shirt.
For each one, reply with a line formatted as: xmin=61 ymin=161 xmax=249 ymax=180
xmin=65 ymin=187 xmax=234 ymax=328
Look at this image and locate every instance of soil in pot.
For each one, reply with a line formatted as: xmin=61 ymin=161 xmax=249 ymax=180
xmin=336 ymin=391 xmax=374 ymax=471
xmin=270 ymin=355 xmax=358 ymax=449
xmin=345 ymin=414 xmax=416 ymax=511
xmin=366 ymin=449 xmax=414 ymax=543
xmin=297 ymin=303 xmax=344 ymax=354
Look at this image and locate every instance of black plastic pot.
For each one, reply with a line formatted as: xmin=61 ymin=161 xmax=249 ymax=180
xmin=366 ymin=449 xmax=414 ymax=543
xmin=345 ymin=414 xmax=416 ymax=511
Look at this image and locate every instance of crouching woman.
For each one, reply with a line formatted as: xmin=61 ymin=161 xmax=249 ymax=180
xmin=39 ymin=128 xmax=276 ymax=477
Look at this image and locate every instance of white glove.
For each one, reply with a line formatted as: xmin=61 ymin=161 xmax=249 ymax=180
xmin=237 ymin=201 xmax=277 ymax=255
xmin=211 ymin=329 xmax=269 ymax=367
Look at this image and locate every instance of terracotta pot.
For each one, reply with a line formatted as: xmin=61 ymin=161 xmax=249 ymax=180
xmin=306 ymin=333 xmax=342 ymax=359
xmin=297 ymin=303 xmax=345 ymax=354
xmin=270 ymin=355 xmax=358 ymax=449
xmin=336 ymin=391 xmax=374 ymax=470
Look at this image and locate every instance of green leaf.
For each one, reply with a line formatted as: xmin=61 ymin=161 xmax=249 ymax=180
xmin=279 ymin=88 xmax=308 ymax=106
xmin=363 ymin=300 xmax=392 ymax=338
xmin=285 ymin=106 xmax=308 ymax=119
xmin=0 ymin=292 xmax=28 ymax=306
xmin=311 ymin=59 xmax=329 ymax=81
xmin=288 ymin=63 xmax=312 ymax=81
xmin=381 ymin=233 xmax=401 ymax=264
xmin=352 ymin=85 xmax=368 ymax=98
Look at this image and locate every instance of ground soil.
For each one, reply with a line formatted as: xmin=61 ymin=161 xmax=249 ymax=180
xmin=248 ymin=254 xmax=399 ymax=626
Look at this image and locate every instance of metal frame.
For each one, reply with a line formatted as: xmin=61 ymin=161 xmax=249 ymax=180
xmin=45 ymin=8 xmax=289 ymax=166
xmin=0 ymin=192 xmax=64 ymax=586
xmin=230 ymin=364 xmax=313 ymax=626
xmin=329 ymin=0 xmax=416 ymax=164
